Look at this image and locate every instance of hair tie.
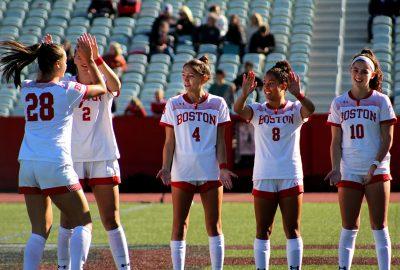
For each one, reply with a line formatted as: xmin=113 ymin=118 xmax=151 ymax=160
xmin=351 ymin=56 xmax=375 ymax=71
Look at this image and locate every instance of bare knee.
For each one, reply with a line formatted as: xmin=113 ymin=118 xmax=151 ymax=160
xmin=172 ymin=220 xmax=189 ymax=240
xmin=65 ymin=211 xmax=92 ymax=228
xmin=205 ymin=219 xmax=222 ymax=237
xmin=371 ymin=222 xmax=387 ymax=230
xmin=101 ymin=213 xmax=121 ymax=231
xmin=342 ymin=223 xmax=359 ymax=230
xmin=285 ymin=228 xmax=301 ymax=239
xmin=256 ymin=226 xmax=273 ymax=240
xmin=32 ymin=222 xmax=52 ymax=239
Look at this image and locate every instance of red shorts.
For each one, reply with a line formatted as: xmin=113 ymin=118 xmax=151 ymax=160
xmin=337 ymin=174 xmax=391 ymax=191
xmin=171 ymin=180 xmax=223 ymax=193
xmin=79 ymin=176 xmax=121 ymax=188
xmin=252 ymin=179 xmax=304 ymax=200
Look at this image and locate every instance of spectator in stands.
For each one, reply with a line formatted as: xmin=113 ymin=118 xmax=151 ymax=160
xmin=117 ymin=0 xmax=141 ymax=17
xmin=87 ymin=0 xmax=116 ymax=19
xmin=368 ymin=0 xmax=400 ymax=41
xmin=249 ymin=24 xmax=275 ymax=55
xmin=62 ymin=39 xmax=77 ymax=76
xmin=150 ymin=20 xmax=175 ymax=57
xmin=209 ymin=69 xmax=235 ymax=108
xmin=175 ymin=6 xmax=195 ymax=44
xmin=124 ymin=97 xmax=147 ymax=117
xmin=246 ymin=13 xmax=264 ymax=44
xmin=208 ymin=4 xmax=228 ymax=37
xmin=151 ymin=3 xmax=176 ymax=39
xmin=195 ymin=13 xmax=221 ymax=48
xmin=234 ymin=61 xmax=263 ymax=91
xmin=151 ymin=89 xmax=167 ymax=116
xmin=224 ymin=14 xmax=246 ymax=56
xmin=102 ymin=42 xmax=127 ymax=77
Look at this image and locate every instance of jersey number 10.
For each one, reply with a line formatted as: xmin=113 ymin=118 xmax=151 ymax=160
xmin=350 ymin=124 xmax=364 ymax=139
xmin=26 ymin=92 xmax=54 ymax=121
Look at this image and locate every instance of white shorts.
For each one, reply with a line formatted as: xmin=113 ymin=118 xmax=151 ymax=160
xmin=19 ymin=160 xmax=81 ymax=195
xmin=252 ymin=179 xmax=304 ymax=199
xmin=73 ymin=160 xmax=121 ymax=187
xmin=338 ymin=172 xmax=391 ymax=191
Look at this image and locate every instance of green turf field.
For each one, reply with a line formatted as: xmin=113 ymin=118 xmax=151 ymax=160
xmin=0 ymin=202 xmax=399 ymax=269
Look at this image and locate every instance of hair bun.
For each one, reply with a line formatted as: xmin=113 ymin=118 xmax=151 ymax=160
xmin=274 ymin=60 xmax=292 ymax=73
xmin=360 ymin=48 xmax=374 ymax=57
xmin=198 ymin=55 xmax=209 ymax=65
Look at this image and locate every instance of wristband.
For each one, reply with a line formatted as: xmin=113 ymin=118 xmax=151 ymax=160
xmin=295 ymin=92 xmax=305 ymax=101
xmin=219 ymin=163 xmax=228 ymax=170
xmin=371 ymin=160 xmax=380 ymax=167
xmin=94 ymin=56 xmax=104 ymax=66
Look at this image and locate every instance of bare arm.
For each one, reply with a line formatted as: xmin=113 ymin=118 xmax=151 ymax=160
xmin=299 ymin=96 xmax=315 ymax=119
xmin=233 ymin=71 xmax=257 ymax=120
xmin=287 ymin=72 xmax=315 ymax=118
xmin=157 ymin=126 xmax=175 ymax=185
xmin=324 ymin=126 xmax=342 ymax=185
xmin=216 ymin=125 xmax=227 ymax=165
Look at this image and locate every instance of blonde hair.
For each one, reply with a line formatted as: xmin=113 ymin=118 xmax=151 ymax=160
xmin=183 ymin=55 xmax=211 ymax=82
xmin=251 ymin=13 xmax=263 ymax=27
xmin=180 ymin=5 xmax=194 ymax=23
xmin=110 ymin=42 xmax=123 ymax=56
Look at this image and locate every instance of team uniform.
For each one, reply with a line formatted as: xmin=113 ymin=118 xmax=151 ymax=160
xmin=327 ymin=90 xmax=396 ymax=190
xmin=247 ymin=100 xmax=306 ymax=199
xmin=160 ymin=93 xmax=230 ymax=193
xmin=18 ymin=80 xmax=87 ymax=195
xmin=67 ymin=75 xmax=121 ymax=187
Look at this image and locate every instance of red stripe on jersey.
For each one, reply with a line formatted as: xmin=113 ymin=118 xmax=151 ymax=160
xmin=42 ymin=183 xmax=82 ymax=195
xmin=18 ymin=186 xmax=42 ymax=194
xmin=218 ymin=121 xmax=231 ymax=127
xmin=160 ymin=122 xmax=174 ymax=128
xmin=326 ymin=121 xmax=341 ymax=127
xmin=380 ymin=118 xmax=397 ymax=125
xmin=278 ymin=185 xmax=304 ymax=198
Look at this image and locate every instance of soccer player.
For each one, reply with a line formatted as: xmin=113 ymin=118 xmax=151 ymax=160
xmin=57 ymin=34 xmax=130 ymax=270
xmin=325 ymin=49 xmax=395 ymax=270
xmin=157 ymin=56 xmax=237 ymax=270
xmin=0 ymin=34 xmax=107 ymax=269
xmin=234 ymin=61 xmax=315 ymax=270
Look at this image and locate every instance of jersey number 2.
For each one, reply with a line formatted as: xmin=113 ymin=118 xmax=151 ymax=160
xmin=192 ymin=127 xmax=200 ymax=142
xmin=26 ymin=92 xmax=54 ymax=121
xmin=82 ymin=107 xmax=91 ymax=121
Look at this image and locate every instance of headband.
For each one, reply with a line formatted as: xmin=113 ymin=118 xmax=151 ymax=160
xmin=351 ymin=56 xmax=375 ymax=71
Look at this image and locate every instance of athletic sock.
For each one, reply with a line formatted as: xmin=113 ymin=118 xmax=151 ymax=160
xmin=23 ymin=233 xmax=46 ymax=270
xmin=286 ymin=237 xmax=303 ymax=270
xmin=170 ymin=240 xmax=186 ymax=270
xmin=108 ymin=226 xmax=130 ymax=269
xmin=373 ymin=227 xmax=391 ymax=270
xmin=209 ymin=234 xmax=224 ymax=270
xmin=254 ymin=238 xmax=270 ymax=270
xmin=57 ymin=226 xmax=73 ymax=270
xmin=338 ymin=228 xmax=358 ymax=269
xmin=70 ymin=226 xmax=91 ymax=270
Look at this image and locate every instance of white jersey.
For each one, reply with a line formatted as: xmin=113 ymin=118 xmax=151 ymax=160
xmin=160 ymin=93 xmax=231 ymax=181
xmin=327 ymin=90 xmax=396 ymax=175
xmin=248 ymin=101 xmax=306 ymax=180
xmin=67 ymin=75 xmax=120 ymax=162
xmin=18 ymin=80 xmax=87 ymax=165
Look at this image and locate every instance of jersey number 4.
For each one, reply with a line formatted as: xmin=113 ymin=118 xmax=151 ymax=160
xmin=26 ymin=92 xmax=54 ymax=121
xmin=192 ymin=127 xmax=200 ymax=142
xmin=350 ymin=124 xmax=364 ymax=139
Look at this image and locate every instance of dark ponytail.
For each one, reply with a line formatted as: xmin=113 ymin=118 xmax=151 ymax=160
xmin=352 ymin=48 xmax=383 ymax=92
xmin=266 ymin=60 xmax=292 ymax=87
xmin=0 ymin=41 xmax=65 ymax=87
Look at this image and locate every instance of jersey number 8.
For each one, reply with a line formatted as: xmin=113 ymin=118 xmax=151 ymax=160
xmin=272 ymin=127 xmax=280 ymax=141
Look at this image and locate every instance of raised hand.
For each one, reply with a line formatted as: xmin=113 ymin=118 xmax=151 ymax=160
xmin=324 ymin=169 xmax=341 ymax=186
xmin=42 ymin=33 xmax=53 ymax=44
xmin=241 ymin=70 xmax=258 ymax=97
xmin=219 ymin=168 xmax=238 ymax=190
xmin=87 ymin=34 xmax=100 ymax=59
xmin=287 ymin=71 xmax=302 ymax=97
xmin=77 ymin=33 xmax=93 ymax=64
xmin=156 ymin=168 xmax=171 ymax=186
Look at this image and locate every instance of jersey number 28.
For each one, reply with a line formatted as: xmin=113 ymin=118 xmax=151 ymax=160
xmin=26 ymin=92 xmax=54 ymax=121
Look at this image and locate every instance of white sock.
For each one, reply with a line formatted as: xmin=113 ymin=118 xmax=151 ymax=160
xmin=286 ymin=237 xmax=303 ymax=270
xmin=57 ymin=226 xmax=73 ymax=270
xmin=254 ymin=238 xmax=270 ymax=270
xmin=338 ymin=228 xmax=358 ymax=269
xmin=23 ymin=233 xmax=46 ymax=270
xmin=170 ymin=240 xmax=186 ymax=270
xmin=373 ymin=227 xmax=391 ymax=270
xmin=108 ymin=226 xmax=130 ymax=270
xmin=209 ymin=234 xmax=224 ymax=270
xmin=70 ymin=226 xmax=91 ymax=270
